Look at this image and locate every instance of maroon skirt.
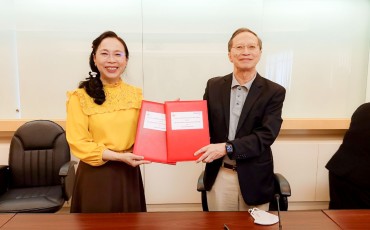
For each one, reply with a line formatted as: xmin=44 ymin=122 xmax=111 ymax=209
xmin=70 ymin=160 xmax=146 ymax=213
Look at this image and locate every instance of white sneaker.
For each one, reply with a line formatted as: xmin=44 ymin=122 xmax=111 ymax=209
xmin=248 ymin=208 xmax=279 ymax=225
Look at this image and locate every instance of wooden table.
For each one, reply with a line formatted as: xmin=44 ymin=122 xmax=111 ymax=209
xmin=0 ymin=214 xmax=14 ymax=229
xmin=0 ymin=211 xmax=341 ymax=230
xmin=323 ymin=209 xmax=370 ymax=229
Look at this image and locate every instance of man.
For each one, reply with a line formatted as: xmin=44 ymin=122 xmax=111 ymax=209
xmin=194 ymin=28 xmax=286 ymax=211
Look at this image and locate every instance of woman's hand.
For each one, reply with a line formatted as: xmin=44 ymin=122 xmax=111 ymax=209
xmin=103 ymin=149 xmax=151 ymax=167
xmin=120 ymin=152 xmax=151 ymax=167
xmin=194 ymin=143 xmax=227 ymax=163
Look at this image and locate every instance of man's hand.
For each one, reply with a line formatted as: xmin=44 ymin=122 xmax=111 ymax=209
xmin=194 ymin=143 xmax=227 ymax=163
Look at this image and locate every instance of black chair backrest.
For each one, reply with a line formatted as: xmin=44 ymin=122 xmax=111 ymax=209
xmin=8 ymin=120 xmax=70 ymax=188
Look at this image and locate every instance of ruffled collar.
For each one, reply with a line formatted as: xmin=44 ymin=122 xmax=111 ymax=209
xmin=102 ymin=78 xmax=122 ymax=88
xmin=68 ymin=80 xmax=142 ymax=115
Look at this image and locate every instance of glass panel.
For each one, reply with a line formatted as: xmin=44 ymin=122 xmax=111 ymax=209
xmin=142 ymin=0 xmax=264 ymax=102
xmin=0 ymin=0 xmax=20 ymax=118
xmin=261 ymin=0 xmax=370 ymax=118
xmin=142 ymin=0 xmax=369 ymax=118
xmin=0 ymin=0 xmax=368 ymax=118
xmin=15 ymin=0 xmax=143 ymax=118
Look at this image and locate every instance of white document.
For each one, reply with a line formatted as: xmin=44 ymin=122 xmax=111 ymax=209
xmin=170 ymin=111 xmax=203 ymax=130
xmin=143 ymin=111 xmax=166 ymax=131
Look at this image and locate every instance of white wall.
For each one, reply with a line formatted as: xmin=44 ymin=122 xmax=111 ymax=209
xmin=0 ymin=135 xmax=342 ymax=210
xmin=367 ymin=51 xmax=370 ymax=102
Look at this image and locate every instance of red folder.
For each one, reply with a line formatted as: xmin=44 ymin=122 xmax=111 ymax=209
xmin=133 ymin=100 xmax=210 ymax=164
xmin=133 ymin=101 xmax=168 ymax=163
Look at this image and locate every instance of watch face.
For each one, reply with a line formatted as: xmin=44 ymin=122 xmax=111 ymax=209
xmin=226 ymin=143 xmax=233 ymax=153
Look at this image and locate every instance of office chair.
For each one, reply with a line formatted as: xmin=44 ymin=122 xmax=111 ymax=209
xmin=0 ymin=120 xmax=77 ymax=213
xmin=197 ymin=171 xmax=291 ymax=211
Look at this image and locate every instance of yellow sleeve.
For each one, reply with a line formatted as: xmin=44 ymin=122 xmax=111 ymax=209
xmin=66 ymin=91 xmax=106 ymax=166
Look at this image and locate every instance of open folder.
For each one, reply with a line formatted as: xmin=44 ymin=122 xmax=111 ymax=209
xmin=133 ymin=100 xmax=210 ymax=164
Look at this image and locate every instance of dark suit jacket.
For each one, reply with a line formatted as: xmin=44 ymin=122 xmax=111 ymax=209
xmin=326 ymin=102 xmax=370 ymax=190
xmin=203 ymin=73 xmax=286 ymax=205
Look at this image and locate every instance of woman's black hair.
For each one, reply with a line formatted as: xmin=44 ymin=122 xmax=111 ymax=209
xmin=79 ymin=31 xmax=129 ymax=105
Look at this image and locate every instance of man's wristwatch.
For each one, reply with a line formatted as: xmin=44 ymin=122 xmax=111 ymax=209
xmin=225 ymin=142 xmax=234 ymax=158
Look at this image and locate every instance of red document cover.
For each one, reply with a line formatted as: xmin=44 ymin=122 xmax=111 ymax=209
xmin=133 ymin=100 xmax=168 ymax=163
xmin=165 ymin=100 xmax=210 ymax=162
xmin=133 ymin=100 xmax=210 ymax=163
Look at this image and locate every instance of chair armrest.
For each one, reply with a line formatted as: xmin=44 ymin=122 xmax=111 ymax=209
xmin=197 ymin=171 xmax=206 ymax=192
xmin=269 ymin=173 xmax=291 ymax=211
xmin=0 ymin=165 xmax=10 ymax=195
xmin=59 ymin=161 xmax=77 ymax=200
xmin=274 ymin=173 xmax=291 ymax=197
xmin=197 ymin=170 xmax=209 ymax=211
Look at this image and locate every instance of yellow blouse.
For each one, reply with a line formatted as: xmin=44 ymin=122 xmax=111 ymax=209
xmin=66 ymin=79 xmax=142 ymax=166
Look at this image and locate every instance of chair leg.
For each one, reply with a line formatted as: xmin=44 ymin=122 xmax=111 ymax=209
xmin=201 ymin=191 xmax=209 ymax=211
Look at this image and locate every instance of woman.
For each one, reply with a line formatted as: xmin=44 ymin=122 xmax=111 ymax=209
xmin=325 ymin=102 xmax=370 ymax=209
xmin=66 ymin=31 xmax=151 ymax=213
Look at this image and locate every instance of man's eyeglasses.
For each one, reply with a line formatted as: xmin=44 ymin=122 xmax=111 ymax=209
xmin=231 ymin=44 xmax=258 ymax=53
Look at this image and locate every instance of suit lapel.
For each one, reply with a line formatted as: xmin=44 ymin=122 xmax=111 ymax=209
xmin=222 ymin=74 xmax=233 ymax=132
xmin=236 ymin=74 xmax=264 ymax=134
